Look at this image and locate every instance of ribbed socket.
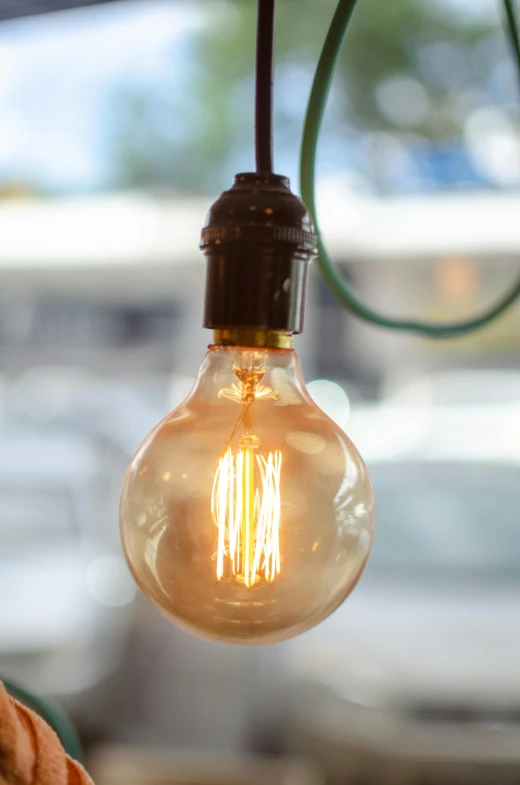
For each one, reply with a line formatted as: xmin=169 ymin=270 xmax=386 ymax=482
xmin=200 ymin=173 xmax=318 ymax=335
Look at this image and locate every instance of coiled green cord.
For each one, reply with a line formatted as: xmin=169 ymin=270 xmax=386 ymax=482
xmin=300 ymin=0 xmax=520 ymax=337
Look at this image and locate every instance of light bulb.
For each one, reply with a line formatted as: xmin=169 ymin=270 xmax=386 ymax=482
xmin=120 ymin=344 xmax=374 ymax=644
xmin=120 ymin=171 xmax=375 ymax=644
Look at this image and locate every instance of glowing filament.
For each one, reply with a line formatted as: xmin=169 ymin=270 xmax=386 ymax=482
xmin=212 ymin=445 xmax=282 ymax=587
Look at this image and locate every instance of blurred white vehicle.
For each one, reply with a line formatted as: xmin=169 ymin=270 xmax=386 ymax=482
xmin=0 ymin=424 xmax=136 ymax=711
xmin=284 ymin=401 xmax=520 ymax=785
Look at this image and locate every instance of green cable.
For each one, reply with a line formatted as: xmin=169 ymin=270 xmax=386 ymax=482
xmin=300 ymin=0 xmax=520 ymax=337
xmin=504 ymin=0 xmax=520 ymax=78
xmin=3 ymin=678 xmax=83 ymax=764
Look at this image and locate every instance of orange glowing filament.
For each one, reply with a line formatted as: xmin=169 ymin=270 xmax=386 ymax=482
xmin=211 ymin=351 xmax=282 ymax=587
xmin=212 ymin=442 xmax=282 ymax=587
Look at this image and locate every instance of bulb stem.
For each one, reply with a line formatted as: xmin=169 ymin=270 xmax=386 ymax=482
xmin=212 ymin=328 xmax=293 ymax=349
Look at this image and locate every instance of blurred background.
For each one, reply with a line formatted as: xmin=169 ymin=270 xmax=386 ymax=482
xmin=0 ymin=0 xmax=519 ymax=783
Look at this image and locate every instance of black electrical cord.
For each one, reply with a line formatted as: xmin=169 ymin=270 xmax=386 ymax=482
xmin=252 ymin=0 xmax=520 ymax=335
xmin=255 ymin=0 xmax=275 ymax=173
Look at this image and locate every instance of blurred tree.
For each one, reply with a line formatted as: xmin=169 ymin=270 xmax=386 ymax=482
xmin=107 ymin=0 xmax=501 ymax=193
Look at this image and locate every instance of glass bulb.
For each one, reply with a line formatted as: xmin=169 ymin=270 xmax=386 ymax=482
xmin=120 ymin=346 xmax=375 ymax=644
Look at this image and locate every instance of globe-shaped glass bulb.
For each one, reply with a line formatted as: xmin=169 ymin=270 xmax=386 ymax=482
xmin=120 ymin=345 xmax=375 ymax=644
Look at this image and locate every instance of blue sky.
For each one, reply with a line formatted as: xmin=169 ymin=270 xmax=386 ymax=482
xmin=0 ymin=1 xmax=203 ymax=191
xmin=0 ymin=0 xmax=500 ymax=194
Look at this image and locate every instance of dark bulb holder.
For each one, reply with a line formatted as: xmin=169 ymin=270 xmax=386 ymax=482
xmin=200 ymin=173 xmax=318 ymax=336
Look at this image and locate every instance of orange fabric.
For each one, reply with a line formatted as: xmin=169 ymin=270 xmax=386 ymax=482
xmin=0 ymin=682 xmax=93 ymax=785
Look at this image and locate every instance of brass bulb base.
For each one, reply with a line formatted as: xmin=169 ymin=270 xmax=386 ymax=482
xmin=212 ymin=328 xmax=293 ymax=350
